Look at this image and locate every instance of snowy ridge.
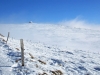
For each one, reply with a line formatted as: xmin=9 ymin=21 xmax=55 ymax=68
xmin=0 ymin=34 xmax=100 ymax=75
xmin=0 ymin=23 xmax=100 ymax=53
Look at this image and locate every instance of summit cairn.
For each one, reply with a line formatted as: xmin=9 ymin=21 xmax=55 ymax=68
xmin=29 ymin=21 xmax=32 ymax=23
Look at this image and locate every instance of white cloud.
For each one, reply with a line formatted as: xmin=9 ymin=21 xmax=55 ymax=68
xmin=58 ymin=18 xmax=100 ymax=30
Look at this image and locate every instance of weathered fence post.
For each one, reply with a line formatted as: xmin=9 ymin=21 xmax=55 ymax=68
xmin=6 ymin=32 xmax=10 ymax=44
xmin=20 ymin=39 xmax=24 ymax=66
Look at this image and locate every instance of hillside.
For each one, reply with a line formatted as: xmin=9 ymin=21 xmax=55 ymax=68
xmin=0 ymin=23 xmax=100 ymax=53
xmin=0 ymin=23 xmax=100 ymax=75
xmin=0 ymin=33 xmax=100 ymax=75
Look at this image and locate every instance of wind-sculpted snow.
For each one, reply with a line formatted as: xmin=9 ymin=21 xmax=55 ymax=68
xmin=0 ymin=35 xmax=100 ymax=75
xmin=0 ymin=23 xmax=100 ymax=53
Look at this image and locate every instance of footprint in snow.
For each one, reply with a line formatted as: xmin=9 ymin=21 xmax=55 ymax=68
xmin=66 ymin=51 xmax=74 ymax=55
xmin=3 ymin=44 xmax=9 ymax=49
xmin=94 ymin=66 xmax=100 ymax=71
xmin=78 ymin=66 xmax=87 ymax=71
xmin=7 ymin=52 xmax=21 ymax=57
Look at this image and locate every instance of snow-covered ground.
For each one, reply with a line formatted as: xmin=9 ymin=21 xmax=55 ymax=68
xmin=0 ymin=23 xmax=100 ymax=52
xmin=0 ymin=23 xmax=100 ymax=75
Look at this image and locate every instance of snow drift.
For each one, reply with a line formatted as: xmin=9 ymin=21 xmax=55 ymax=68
xmin=0 ymin=22 xmax=100 ymax=74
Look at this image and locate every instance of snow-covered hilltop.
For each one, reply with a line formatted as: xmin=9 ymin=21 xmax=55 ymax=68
xmin=0 ymin=23 xmax=100 ymax=75
xmin=1 ymin=23 xmax=100 ymax=53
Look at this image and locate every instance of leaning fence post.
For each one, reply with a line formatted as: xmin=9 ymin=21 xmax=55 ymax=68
xmin=6 ymin=32 xmax=10 ymax=44
xmin=20 ymin=39 xmax=24 ymax=66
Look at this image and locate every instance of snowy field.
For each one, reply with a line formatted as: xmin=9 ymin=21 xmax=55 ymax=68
xmin=0 ymin=23 xmax=100 ymax=75
xmin=0 ymin=22 xmax=100 ymax=52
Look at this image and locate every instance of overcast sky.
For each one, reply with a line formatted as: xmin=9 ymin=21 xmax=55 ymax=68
xmin=0 ymin=0 xmax=100 ymax=24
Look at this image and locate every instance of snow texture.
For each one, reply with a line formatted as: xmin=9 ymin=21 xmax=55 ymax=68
xmin=0 ymin=23 xmax=100 ymax=75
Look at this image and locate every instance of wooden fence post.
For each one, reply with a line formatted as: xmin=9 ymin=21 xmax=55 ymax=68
xmin=20 ymin=39 xmax=24 ymax=66
xmin=6 ymin=32 xmax=10 ymax=44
